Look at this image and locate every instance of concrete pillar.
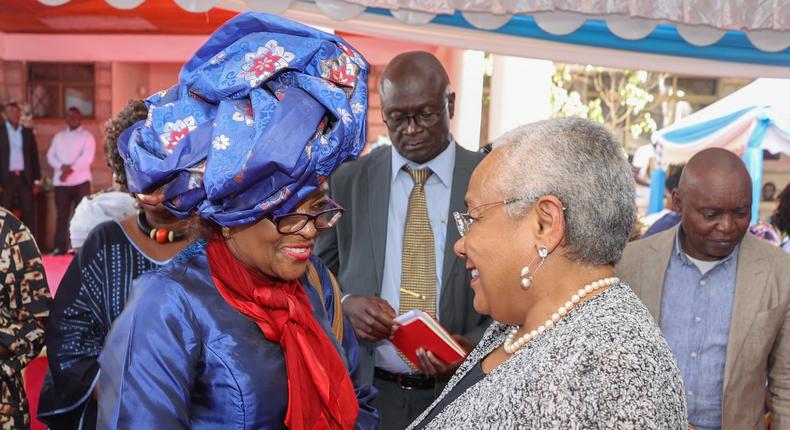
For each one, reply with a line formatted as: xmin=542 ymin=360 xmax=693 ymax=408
xmin=488 ymin=55 xmax=553 ymax=143
xmin=447 ymin=49 xmax=485 ymax=152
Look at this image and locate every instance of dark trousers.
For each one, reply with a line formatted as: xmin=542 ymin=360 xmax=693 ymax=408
xmin=0 ymin=174 xmax=35 ymax=231
xmin=54 ymin=181 xmax=90 ymax=251
xmin=372 ymin=376 xmax=443 ymax=430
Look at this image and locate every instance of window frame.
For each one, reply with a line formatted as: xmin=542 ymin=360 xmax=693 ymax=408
xmin=27 ymin=62 xmax=96 ymax=120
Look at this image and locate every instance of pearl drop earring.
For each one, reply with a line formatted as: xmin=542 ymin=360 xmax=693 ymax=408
xmin=520 ymin=266 xmax=531 ymax=289
xmin=520 ymin=245 xmax=549 ymax=290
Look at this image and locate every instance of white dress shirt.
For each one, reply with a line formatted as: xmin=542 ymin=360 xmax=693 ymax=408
xmin=375 ymin=141 xmax=455 ymax=374
xmin=5 ymin=121 xmax=25 ymax=171
xmin=47 ymin=126 xmax=95 ymax=187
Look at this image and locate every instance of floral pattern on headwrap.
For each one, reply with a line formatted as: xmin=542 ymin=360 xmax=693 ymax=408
xmin=159 ymin=116 xmax=198 ymax=153
xmin=238 ymin=40 xmax=296 ymax=88
xmin=118 ymin=12 xmax=369 ymax=227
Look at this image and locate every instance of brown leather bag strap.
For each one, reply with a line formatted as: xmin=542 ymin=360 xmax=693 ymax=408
xmin=305 ymin=262 xmax=344 ymax=342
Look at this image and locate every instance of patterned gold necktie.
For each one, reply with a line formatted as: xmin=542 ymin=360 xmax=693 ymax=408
xmin=400 ymin=166 xmax=437 ymax=317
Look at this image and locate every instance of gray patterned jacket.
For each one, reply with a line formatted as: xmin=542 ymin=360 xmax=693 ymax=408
xmin=408 ymin=283 xmax=688 ymax=430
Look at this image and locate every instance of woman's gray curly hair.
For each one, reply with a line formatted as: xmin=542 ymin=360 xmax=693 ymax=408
xmin=493 ymin=117 xmax=636 ymax=266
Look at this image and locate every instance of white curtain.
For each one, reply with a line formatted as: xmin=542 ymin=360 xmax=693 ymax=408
xmin=342 ymin=0 xmax=790 ymax=32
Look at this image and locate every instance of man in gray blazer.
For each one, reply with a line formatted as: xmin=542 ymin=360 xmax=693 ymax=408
xmin=316 ymin=51 xmax=489 ymax=429
xmin=617 ymin=148 xmax=790 ymax=430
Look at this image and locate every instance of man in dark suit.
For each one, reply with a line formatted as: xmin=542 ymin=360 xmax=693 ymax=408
xmin=0 ymin=102 xmax=41 ymax=230
xmin=316 ymin=51 xmax=489 ymax=429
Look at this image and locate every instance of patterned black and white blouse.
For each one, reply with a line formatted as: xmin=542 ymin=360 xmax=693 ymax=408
xmin=408 ymin=282 xmax=688 ymax=430
xmin=38 ymin=221 xmax=168 ymax=430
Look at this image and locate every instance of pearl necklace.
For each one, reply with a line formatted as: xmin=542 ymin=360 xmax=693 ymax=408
xmin=504 ymin=277 xmax=620 ymax=354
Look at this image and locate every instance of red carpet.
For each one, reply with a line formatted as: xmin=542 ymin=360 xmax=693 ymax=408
xmin=43 ymin=255 xmax=73 ymax=296
xmin=24 ymin=356 xmax=49 ymax=430
xmin=26 ymin=255 xmax=73 ymax=430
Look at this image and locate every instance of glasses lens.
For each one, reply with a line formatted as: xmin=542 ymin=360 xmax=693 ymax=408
xmin=453 ymin=212 xmax=469 ymax=237
xmin=417 ymin=112 xmax=441 ymax=128
xmin=277 ymin=214 xmax=309 ymax=234
xmin=385 ymin=115 xmax=405 ymax=129
xmin=314 ymin=209 xmax=343 ymax=229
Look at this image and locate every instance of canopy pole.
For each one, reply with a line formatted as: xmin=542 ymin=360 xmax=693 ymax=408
xmin=743 ymin=147 xmax=763 ymax=224
xmin=743 ymin=115 xmax=770 ymax=224
xmin=647 ymin=169 xmax=666 ymax=215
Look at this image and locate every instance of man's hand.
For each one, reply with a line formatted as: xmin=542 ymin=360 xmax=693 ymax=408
xmin=415 ymin=348 xmax=462 ymax=381
xmin=415 ymin=334 xmax=475 ymax=381
xmin=342 ymin=295 xmax=397 ymax=342
xmin=451 ymin=334 xmax=475 ymax=354
xmin=60 ymin=165 xmax=73 ymax=182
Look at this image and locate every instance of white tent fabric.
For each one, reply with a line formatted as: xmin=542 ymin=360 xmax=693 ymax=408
xmin=654 ymin=79 xmax=790 ymax=165
xmin=341 ymin=0 xmax=790 ymax=33
xmin=343 ymin=0 xmax=790 ymax=51
xmin=38 ymin=0 xmax=790 ymax=52
xmin=215 ymin=1 xmax=790 ymax=78
xmin=649 ymin=78 xmax=790 ymax=218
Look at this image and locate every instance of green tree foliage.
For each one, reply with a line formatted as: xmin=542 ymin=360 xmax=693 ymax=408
xmin=551 ymin=65 xmax=665 ymax=142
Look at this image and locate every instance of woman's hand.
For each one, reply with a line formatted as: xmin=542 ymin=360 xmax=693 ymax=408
xmin=342 ymin=295 xmax=397 ymax=342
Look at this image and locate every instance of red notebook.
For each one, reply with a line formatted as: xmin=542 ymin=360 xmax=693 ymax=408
xmin=390 ymin=310 xmax=467 ymax=371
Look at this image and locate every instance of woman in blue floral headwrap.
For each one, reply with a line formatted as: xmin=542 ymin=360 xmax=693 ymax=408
xmin=96 ymin=13 xmax=377 ymax=430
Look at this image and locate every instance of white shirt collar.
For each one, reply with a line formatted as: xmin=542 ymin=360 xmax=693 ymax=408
xmin=5 ymin=121 xmax=21 ymax=132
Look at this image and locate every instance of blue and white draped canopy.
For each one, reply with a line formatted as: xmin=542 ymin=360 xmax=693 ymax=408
xmin=118 ymin=11 xmax=369 ymax=227
xmin=38 ymin=1 xmax=790 ymax=77
xmin=650 ymin=79 xmax=790 ymax=221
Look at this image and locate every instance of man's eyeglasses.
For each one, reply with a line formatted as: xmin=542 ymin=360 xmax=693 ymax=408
xmin=269 ymin=199 xmax=344 ymax=235
xmin=383 ymin=105 xmax=446 ymax=130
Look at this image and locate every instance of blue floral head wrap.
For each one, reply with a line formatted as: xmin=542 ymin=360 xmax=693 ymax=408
xmin=118 ymin=12 xmax=368 ymax=227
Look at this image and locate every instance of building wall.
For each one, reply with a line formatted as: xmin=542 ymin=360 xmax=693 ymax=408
xmin=0 ymin=60 xmax=113 ymax=249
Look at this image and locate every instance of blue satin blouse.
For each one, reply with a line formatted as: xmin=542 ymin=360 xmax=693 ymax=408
xmin=97 ymin=244 xmax=378 ymax=429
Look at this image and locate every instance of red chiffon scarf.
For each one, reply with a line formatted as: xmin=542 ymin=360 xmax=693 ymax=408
xmin=206 ymin=239 xmax=358 ymax=430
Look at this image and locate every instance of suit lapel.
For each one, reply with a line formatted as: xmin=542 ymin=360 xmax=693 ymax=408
xmin=441 ymin=145 xmax=471 ymax=289
xmin=438 ymin=146 xmax=474 ymax=322
xmin=367 ymin=147 xmax=392 ymax=290
xmin=723 ymin=235 xmax=768 ymax=392
xmin=0 ymin=126 xmax=8 ymax=180
xmin=641 ymin=227 xmax=677 ymax=320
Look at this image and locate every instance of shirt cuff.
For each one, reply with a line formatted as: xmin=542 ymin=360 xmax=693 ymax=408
xmin=340 ymin=293 xmax=353 ymax=304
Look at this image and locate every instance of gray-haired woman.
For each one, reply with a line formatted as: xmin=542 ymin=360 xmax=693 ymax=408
xmin=409 ymin=118 xmax=687 ymax=429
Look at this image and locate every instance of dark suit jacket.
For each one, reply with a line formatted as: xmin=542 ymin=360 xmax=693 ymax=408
xmin=316 ymin=144 xmax=490 ymax=384
xmin=0 ymin=123 xmax=41 ymax=188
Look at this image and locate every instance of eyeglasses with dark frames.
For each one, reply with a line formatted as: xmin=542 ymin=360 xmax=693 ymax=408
xmin=269 ymin=198 xmax=344 ymax=235
xmin=383 ymin=103 xmax=447 ymax=130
